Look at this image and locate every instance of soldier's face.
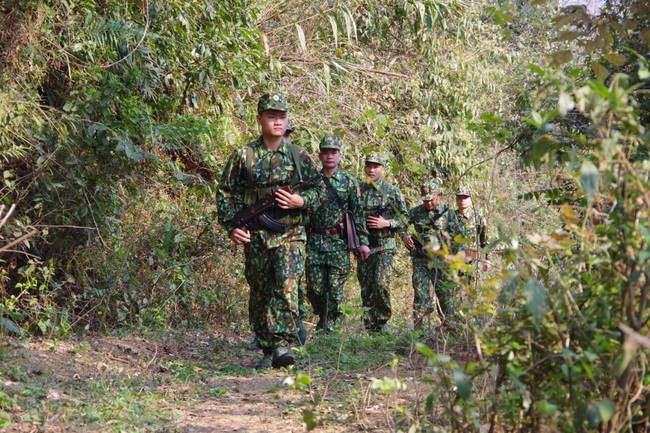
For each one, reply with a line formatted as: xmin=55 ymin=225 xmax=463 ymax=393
xmin=364 ymin=162 xmax=384 ymax=182
xmin=318 ymin=149 xmax=341 ymax=170
xmin=423 ymin=195 xmax=439 ymax=210
xmin=456 ymin=195 xmax=472 ymax=211
xmin=283 ymin=132 xmax=292 ymax=144
xmin=257 ymin=110 xmax=288 ymax=138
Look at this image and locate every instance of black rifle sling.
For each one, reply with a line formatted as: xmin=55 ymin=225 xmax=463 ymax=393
xmin=322 ymin=176 xmax=345 ymax=211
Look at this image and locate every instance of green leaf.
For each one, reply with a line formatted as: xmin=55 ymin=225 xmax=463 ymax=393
xmin=591 ymin=61 xmax=610 ymax=82
xmin=415 ymin=342 xmax=435 ymax=358
xmin=524 ymin=278 xmax=547 ymax=330
xmin=580 ymin=161 xmax=599 ymax=205
xmin=586 ymin=400 xmax=615 ymax=427
xmin=453 ymin=368 xmax=472 ymax=400
xmin=535 ymin=400 xmax=558 ymax=415
xmin=0 ymin=411 xmax=11 ymax=428
xmin=551 ymin=50 xmax=573 ymax=65
xmin=604 ymin=53 xmax=627 ymax=67
xmin=0 ymin=315 xmax=21 ymax=334
xmin=302 ymin=409 xmax=318 ymax=430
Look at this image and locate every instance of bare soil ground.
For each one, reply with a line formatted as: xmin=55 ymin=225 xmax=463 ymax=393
xmin=0 ymin=325 xmax=475 ymax=432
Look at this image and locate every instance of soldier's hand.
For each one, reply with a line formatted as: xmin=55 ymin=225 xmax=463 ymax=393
xmin=358 ymin=244 xmax=371 ymax=260
xmin=275 ymin=188 xmax=305 ymax=209
xmin=367 ymin=215 xmax=390 ymax=229
xmin=230 ymin=227 xmax=251 ymax=245
xmin=402 ymin=235 xmax=414 ymax=249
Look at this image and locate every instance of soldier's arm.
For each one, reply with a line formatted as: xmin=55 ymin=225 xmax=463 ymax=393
xmin=216 ymin=148 xmax=246 ymax=235
xmin=348 ymin=176 xmax=369 ymax=246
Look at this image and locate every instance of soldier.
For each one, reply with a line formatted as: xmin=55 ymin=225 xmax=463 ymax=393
xmin=216 ymin=93 xmax=322 ymax=369
xmin=249 ymin=117 xmax=300 ymax=351
xmin=402 ymin=181 xmax=450 ymax=327
xmin=446 ymin=186 xmax=491 ymax=273
xmin=358 ymin=152 xmax=408 ymax=333
xmin=284 ymin=119 xmax=294 ymax=142
xmin=306 ymin=134 xmax=371 ymax=333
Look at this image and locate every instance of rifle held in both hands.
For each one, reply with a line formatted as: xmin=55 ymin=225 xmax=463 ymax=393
xmin=230 ymin=176 xmax=320 ymax=233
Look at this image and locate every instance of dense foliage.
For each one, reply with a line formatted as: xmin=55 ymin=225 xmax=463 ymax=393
xmin=1 ymin=0 xmax=648 ymax=431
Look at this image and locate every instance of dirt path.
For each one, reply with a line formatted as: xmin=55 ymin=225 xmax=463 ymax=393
xmin=1 ymin=330 xmax=437 ymax=432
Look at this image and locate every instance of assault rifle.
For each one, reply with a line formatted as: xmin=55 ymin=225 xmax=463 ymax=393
xmin=230 ymin=176 xmax=321 ymax=233
xmin=411 ymin=205 xmax=448 ymax=257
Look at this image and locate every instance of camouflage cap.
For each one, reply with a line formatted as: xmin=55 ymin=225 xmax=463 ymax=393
xmin=319 ymin=134 xmax=342 ymax=150
xmin=257 ymin=93 xmax=289 ymax=114
xmin=365 ymin=151 xmax=387 ymax=166
xmin=456 ymin=186 xmax=472 ymax=197
xmin=285 ymin=119 xmax=294 ymax=133
xmin=420 ymin=181 xmax=441 ymax=201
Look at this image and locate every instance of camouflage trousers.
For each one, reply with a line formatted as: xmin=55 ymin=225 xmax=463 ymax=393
xmin=412 ymin=257 xmax=450 ymax=320
xmin=357 ymin=250 xmax=394 ymax=331
xmin=306 ymin=248 xmax=351 ymax=327
xmin=244 ymin=239 xmax=304 ymax=350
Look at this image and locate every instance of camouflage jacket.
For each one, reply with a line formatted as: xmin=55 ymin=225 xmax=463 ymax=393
xmin=216 ymin=136 xmax=322 ymax=249
xmin=445 ymin=207 xmax=488 ymax=259
xmin=407 ymin=203 xmax=448 ymax=263
xmin=307 ymin=168 xmax=369 ymax=253
xmin=360 ymin=178 xmax=408 ymax=254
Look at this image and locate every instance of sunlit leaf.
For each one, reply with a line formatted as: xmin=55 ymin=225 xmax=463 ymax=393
xmin=329 ymin=15 xmax=338 ymax=47
xmin=524 ymin=278 xmax=547 ymax=330
xmin=415 ymin=342 xmax=435 ymax=358
xmin=589 ymin=61 xmax=608 ymax=83
xmin=604 ymin=53 xmax=627 ymax=67
xmin=558 ymin=92 xmax=575 ymax=116
xmin=580 ymin=160 xmax=599 ymax=205
xmin=295 ymin=24 xmax=307 ymax=53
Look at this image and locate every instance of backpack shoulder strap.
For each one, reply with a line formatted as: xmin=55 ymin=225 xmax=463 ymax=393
xmin=245 ymin=145 xmax=254 ymax=188
xmin=288 ymin=144 xmax=304 ymax=183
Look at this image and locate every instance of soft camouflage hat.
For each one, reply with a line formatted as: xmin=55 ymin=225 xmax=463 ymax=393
xmin=365 ymin=151 xmax=387 ymax=166
xmin=456 ymin=186 xmax=472 ymax=197
xmin=319 ymin=134 xmax=342 ymax=150
xmin=257 ymin=93 xmax=289 ymax=114
xmin=420 ymin=181 xmax=440 ymax=201
xmin=285 ymin=119 xmax=294 ymax=133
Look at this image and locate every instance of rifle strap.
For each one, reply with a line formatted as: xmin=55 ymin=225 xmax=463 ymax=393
xmin=322 ymin=176 xmax=346 ymax=212
xmin=376 ymin=180 xmax=389 ymax=207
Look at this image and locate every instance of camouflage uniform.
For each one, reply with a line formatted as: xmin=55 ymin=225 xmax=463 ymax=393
xmin=306 ymin=135 xmax=369 ymax=331
xmin=407 ymin=181 xmax=450 ymax=320
xmin=216 ymin=93 xmax=322 ymax=357
xmin=357 ymin=152 xmax=408 ymax=332
xmin=445 ymin=186 xmax=488 ymax=267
